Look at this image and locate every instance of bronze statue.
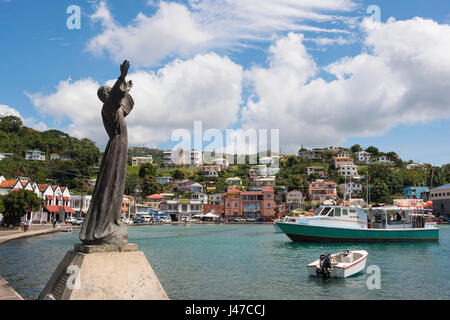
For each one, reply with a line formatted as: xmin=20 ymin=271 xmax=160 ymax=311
xmin=80 ymin=60 xmax=134 ymax=245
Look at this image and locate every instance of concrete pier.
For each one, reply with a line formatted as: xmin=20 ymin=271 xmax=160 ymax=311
xmin=0 ymin=225 xmax=62 ymax=245
xmin=0 ymin=276 xmax=23 ymax=300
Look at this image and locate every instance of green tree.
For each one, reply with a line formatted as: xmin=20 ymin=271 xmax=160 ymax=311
xmin=141 ymin=176 xmax=164 ymax=197
xmin=173 ymin=168 xmax=185 ymax=180
xmin=2 ymin=190 xmax=42 ymax=226
xmin=0 ymin=115 xmax=23 ymax=133
xmin=139 ymin=163 xmax=158 ymax=178
xmin=370 ymin=179 xmax=392 ymax=204
xmin=365 ymin=146 xmax=380 ymax=157
xmin=350 ymin=144 xmax=362 ymax=153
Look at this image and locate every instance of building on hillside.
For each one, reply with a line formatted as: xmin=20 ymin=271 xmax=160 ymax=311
xmin=156 ymin=176 xmax=172 ymax=185
xmin=406 ymin=163 xmax=427 ymax=170
xmin=307 ymin=166 xmax=326 ymax=178
xmin=403 ymin=186 xmax=429 ymax=199
xmin=334 ymin=156 xmax=354 ymax=168
xmin=0 ymin=152 xmax=13 ymax=161
xmin=88 ymin=179 xmax=97 ymax=189
xmin=298 ymin=148 xmax=325 ymax=161
xmin=376 ymin=156 xmax=394 ymax=165
xmin=226 ymin=177 xmax=242 ymax=186
xmin=308 ymin=179 xmax=338 ymax=203
xmin=355 ymin=151 xmax=371 ymax=164
xmin=164 ymin=148 xmax=202 ymax=166
xmin=336 ymin=151 xmax=350 ymax=158
xmin=202 ymin=165 xmax=221 ymax=177
xmin=337 ymin=165 xmax=359 ymax=177
xmin=25 ymin=150 xmax=45 ymax=161
xmin=121 ymin=195 xmax=135 ymax=219
xmin=131 ymin=156 xmax=153 ymax=166
xmin=253 ymin=176 xmax=276 ymax=188
xmin=224 ymin=187 xmax=275 ymax=219
xmin=135 ymin=204 xmax=151 ymax=219
xmin=249 ymin=165 xmax=268 ymax=180
xmin=213 ymin=158 xmax=229 ymax=170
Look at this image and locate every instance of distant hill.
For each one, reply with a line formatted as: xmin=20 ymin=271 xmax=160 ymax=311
xmin=0 ymin=115 xmax=100 ymax=192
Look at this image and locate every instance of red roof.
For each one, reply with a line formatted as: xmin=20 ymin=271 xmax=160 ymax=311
xmin=61 ymin=187 xmax=66 ymax=191
xmin=38 ymin=184 xmax=49 ymax=192
xmin=0 ymin=180 xmax=17 ymax=188
xmin=146 ymin=194 xmax=165 ymax=200
xmin=262 ymin=187 xmax=274 ymax=192
xmin=63 ymin=196 xmax=70 ymax=201
xmin=45 ymin=205 xmax=60 ymax=213
xmin=227 ymin=187 xmax=241 ymax=193
xmin=51 ymin=186 xmax=58 ymax=190
xmin=63 ymin=206 xmax=74 ymax=213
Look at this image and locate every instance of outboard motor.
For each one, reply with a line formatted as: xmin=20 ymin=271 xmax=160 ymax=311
xmin=316 ymin=253 xmax=333 ymax=278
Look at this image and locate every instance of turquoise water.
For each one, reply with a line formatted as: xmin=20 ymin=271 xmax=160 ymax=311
xmin=0 ymin=224 xmax=449 ymax=300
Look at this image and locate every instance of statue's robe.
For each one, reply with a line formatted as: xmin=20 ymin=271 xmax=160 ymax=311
xmin=80 ymin=78 xmax=134 ymax=245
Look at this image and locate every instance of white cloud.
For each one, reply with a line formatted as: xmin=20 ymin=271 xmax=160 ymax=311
xmin=0 ymin=104 xmax=22 ymax=118
xmin=87 ymin=0 xmax=358 ymax=66
xmin=87 ymin=1 xmax=213 ymax=67
xmin=27 ymin=53 xmax=243 ymax=150
xmin=241 ymin=18 xmax=450 ymax=153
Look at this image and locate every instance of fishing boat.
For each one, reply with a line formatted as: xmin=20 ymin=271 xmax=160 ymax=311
xmin=306 ymin=250 xmax=368 ymax=278
xmin=275 ymin=205 xmax=439 ymax=242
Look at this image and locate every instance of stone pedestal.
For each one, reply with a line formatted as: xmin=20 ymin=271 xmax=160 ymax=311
xmin=38 ymin=243 xmax=168 ymax=300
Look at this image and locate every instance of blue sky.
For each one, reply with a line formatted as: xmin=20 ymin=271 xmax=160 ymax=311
xmin=1 ymin=0 xmax=450 ymax=165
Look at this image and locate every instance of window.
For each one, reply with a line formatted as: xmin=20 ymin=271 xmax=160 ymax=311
xmin=267 ymin=202 xmax=271 ymax=208
xmin=234 ymin=202 xmax=238 ymax=208
xmin=267 ymin=194 xmax=271 ymax=198
xmin=342 ymin=209 xmax=348 ymax=216
xmin=335 ymin=207 xmax=341 ymax=216
xmin=227 ymin=202 xmax=231 ymax=207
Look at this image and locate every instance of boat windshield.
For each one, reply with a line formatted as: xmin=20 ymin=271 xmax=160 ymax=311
xmin=320 ymin=207 xmax=332 ymax=216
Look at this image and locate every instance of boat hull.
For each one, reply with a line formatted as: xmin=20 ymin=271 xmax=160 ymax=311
xmin=276 ymin=222 xmax=439 ymax=243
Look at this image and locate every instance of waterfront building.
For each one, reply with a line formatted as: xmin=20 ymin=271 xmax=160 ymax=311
xmin=70 ymin=195 xmax=92 ymax=217
xmin=24 ymin=150 xmax=45 ymax=161
xmin=145 ymin=194 xmax=166 ymax=211
xmin=160 ymin=198 xmax=203 ymax=220
xmin=226 ymin=177 xmax=242 ymax=186
xmin=122 ymin=195 xmax=135 ymax=219
xmin=209 ymin=193 xmax=224 ymax=205
xmin=224 ymin=187 xmax=275 ymax=219
xmin=135 ymin=203 xmax=151 ymax=219
xmin=202 ymin=165 xmax=221 ymax=177
xmin=191 ymin=192 xmax=208 ymax=204
xmin=131 ymin=155 xmax=153 ymax=166
xmin=427 ymin=184 xmax=450 ymax=219
xmin=307 ymin=166 xmax=326 ymax=178
xmin=403 ymin=186 xmax=429 ymax=199
xmin=0 ymin=179 xmax=23 ymax=195
xmin=286 ymin=190 xmax=304 ymax=211
xmin=308 ymin=179 xmax=338 ymax=203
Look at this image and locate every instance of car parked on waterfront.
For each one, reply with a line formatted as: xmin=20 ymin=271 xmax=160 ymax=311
xmin=133 ymin=218 xmax=144 ymax=224
xmin=159 ymin=217 xmax=172 ymax=223
xmin=72 ymin=218 xmax=84 ymax=226
xmin=235 ymin=217 xmax=245 ymax=223
xmin=246 ymin=218 xmax=256 ymax=223
xmin=65 ymin=217 xmax=76 ymax=224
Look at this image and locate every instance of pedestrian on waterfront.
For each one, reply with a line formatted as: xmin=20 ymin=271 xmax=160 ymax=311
xmin=23 ymin=221 xmax=27 ymax=232
xmin=26 ymin=219 xmax=31 ymax=232
xmin=52 ymin=218 xmax=57 ymax=229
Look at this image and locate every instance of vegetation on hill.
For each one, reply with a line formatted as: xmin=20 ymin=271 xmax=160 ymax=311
xmin=0 ymin=116 xmax=100 ymax=193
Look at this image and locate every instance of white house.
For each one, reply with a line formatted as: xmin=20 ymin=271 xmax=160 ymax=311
xmin=132 ymin=156 xmax=153 ymax=166
xmin=377 ymin=156 xmax=394 ymax=165
xmin=202 ymin=165 xmax=221 ymax=177
xmin=355 ymin=151 xmax=371 ymax=164
xmin=25 ymin=150 xmax=45 ymax=161
xmin=226 ymin=177 xmax=242 ymax=186
xmin=0 ymin=153 xmax=13 ymax=161
xmin=337 ymin=164 xmax=359 ymax=177
xmin=213 ymin=158 xmax=229 ymax=170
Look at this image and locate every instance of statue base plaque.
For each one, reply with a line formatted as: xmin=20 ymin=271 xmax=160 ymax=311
xmin=38 ymin=243 xmax=168 ymax=300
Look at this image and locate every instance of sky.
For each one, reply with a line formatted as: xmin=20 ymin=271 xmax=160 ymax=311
xmin=1 ymin=0 xmax=450 ymax=165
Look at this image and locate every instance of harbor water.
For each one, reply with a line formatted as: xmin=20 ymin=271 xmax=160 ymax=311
xmin=0 ymin=224 xmax=449 ymax=300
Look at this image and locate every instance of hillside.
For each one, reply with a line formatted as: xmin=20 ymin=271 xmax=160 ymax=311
xmin=0 ymin=115 xmax=100 ymax=193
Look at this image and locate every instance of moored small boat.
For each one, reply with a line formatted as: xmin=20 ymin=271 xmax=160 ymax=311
xmin=306 ymin=250 xmax=368 ymax=278
xmin=60 ymin=228 xmax=72 ymax=233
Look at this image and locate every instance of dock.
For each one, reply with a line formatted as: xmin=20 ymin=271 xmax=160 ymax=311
xmin=0 ymin=276 xmax=23 ymax=300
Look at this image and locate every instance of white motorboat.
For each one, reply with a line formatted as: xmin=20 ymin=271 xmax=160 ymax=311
xmin=306 ymin=250 xmax=368 ymax=278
